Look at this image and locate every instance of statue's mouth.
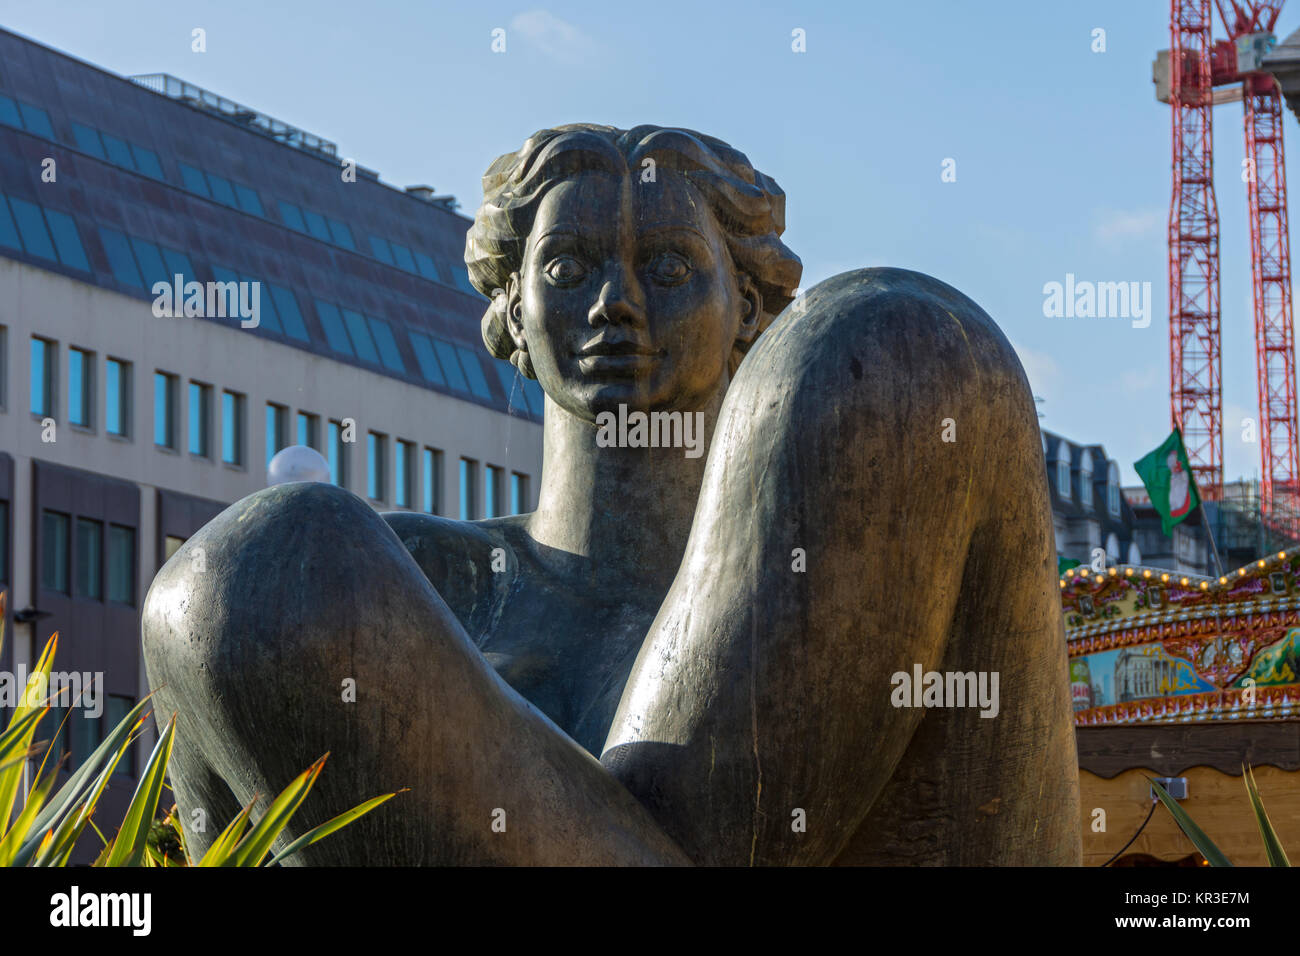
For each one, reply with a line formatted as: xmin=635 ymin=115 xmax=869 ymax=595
xmin=576 ymin=337 xmax=662 ymax=373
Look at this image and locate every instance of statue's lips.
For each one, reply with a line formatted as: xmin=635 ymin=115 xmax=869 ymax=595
xmin=575 ymin=341 xmax=662 ymax=374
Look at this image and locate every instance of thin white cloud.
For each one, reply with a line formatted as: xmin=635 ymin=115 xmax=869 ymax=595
xmin=1093 ymin=207 xmax=1163 ymax=243
xmin=1009 ymin=339 xmax=1062 ymax=406
xmin=510 ymin=10 xmax=600 ymax=64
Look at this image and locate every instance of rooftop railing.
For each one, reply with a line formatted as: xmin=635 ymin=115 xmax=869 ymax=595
xmin=130 ymin=73 xmax=339 ymax=158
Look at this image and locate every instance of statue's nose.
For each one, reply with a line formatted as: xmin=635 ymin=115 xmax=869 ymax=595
xmin=588 ymin=268 xmax=645 ymax=328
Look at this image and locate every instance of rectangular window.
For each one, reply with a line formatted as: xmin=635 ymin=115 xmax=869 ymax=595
xmin=189 ymin=382 xmax=212 ymax=457
xmin=234 ymin=184 xmax=264 ymax=216
xmin=326 ymin=218 xmax=354 ymax=249
xmin=41 ymin=510 xmax=69 ymax=593
xmin=297 ymin=411 xmax=319 ymax=449
xmin=460 ymin=458 xmax=478 ymax=520
xmin=456 ymin=346 xmax=492 ymax=399
xmin=342 ymin=309 xmax=380 ymax=364
xmin=396 ymin=440 xmax=414 ymax=508
xmin=30 ymin=337 xmax=56 ymax=417
xmin=98 ymin=227 xmax=143 ymax=287
xmin=72 ymin=122 xmax=105 ymax=157
xmin=486 ymin=465 xmax=503 ymax=518
xmin=266 ymin=402 xmax=287 ymax=470
xmin=130 ymin=145 xmax=164 ymax=180
xmin=511 ymin=472 xmax=530 ymax=515
xmin=0 ymin=324 xmax=7 ymax=409
xmin=154 ymin=371 xmax=177 ymax=448
xmin=409 ymin=332 xmax=446 ymax=385
xmin=101 ymin=133 xmax=134 ymax=170
xmin=278 ymin=200 xmax=306 ymax=232
xmin=329 ymin=419 xmax=349 ymax=487
xmin=423 ymin=448 xmax=443 ymax=515
xmin=222 ymin=390 xmax=245 ymax=466
xmin=9 ymin=197 xmax=55 ymax=261
xmin=70 ymin=708 xmax=103 ymax=769
xmin=44 ymin=210 xmax=89 ymax=271
xmin=179 ymin=162 xmax=210 ymax=197
xmin=368 ymin=432 xmax=387 ymax=502
xmin=434 ymin=340 xmax=469 ymax=393
xmin=390 ymin=243 xmax=417 ymax=273
xmin=315 ymin=301 xmax=353 ymax=355
xmin=206 ymin=174 xmax=237 ymax=207
xmin=105 ymin=357 xmax=130 ymax=436
xmin=75 ymin=517 xmax=102 ymax=599
xmin=302 ymin=209 xmax=331 ymax=242
xmin=368 ymin=318 xmax=406 ymax=372
xmin=108 ymin=524 xmax=135 ymax=605
xmin=69 ymin=347 xmax=93 ymax=427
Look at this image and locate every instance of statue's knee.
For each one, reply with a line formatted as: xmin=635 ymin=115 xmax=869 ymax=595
xmin=143 ymin=483 xmax=396 ymax=687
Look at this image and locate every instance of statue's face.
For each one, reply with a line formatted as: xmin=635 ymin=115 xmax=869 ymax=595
xmin=513 ymin=169 xmax=752 ymax=420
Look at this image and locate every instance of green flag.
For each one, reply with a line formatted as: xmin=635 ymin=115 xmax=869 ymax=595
xmin=1134 ymin=428 xmax=1201 ymax=536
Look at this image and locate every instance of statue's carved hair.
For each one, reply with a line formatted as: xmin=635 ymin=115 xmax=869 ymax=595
xmin=465 ymin=123 xmax=803 ymax=378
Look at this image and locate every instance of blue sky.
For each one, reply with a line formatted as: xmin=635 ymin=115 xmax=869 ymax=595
xmin=2 ymin=0 xmax=1296 ymax=484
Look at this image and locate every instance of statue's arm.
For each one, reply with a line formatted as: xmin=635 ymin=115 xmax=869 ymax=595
xmin=602 ymin=268 xmax=1074 ymax=865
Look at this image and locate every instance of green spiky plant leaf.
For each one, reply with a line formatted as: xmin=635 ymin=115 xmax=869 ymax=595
xmin=1242 ymin=763 xmax=1290 ymax=867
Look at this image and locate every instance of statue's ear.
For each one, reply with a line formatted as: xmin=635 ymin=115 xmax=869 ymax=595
xmin=734 ymin=272 xmax=763 ymax=346
xmin=505 ymin=272 xmax=527 ymax=353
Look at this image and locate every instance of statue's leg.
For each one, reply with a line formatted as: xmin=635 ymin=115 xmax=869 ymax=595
xmin=142 ymin=481 xmax=687 ymax=865
xmin=603 ymin=268 xmax=1081 ymax=866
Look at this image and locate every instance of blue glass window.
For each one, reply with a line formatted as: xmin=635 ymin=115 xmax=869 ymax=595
xmin=327 ymin=219 xmax=354 ymax=249
xmin=154 ymin=372 xmax=176 ymax=448
xmin=302 ymin=209 xmax=331 ymax=242
xmin=368 ymin=432 xmax=385 ymax=501
xmin=71 ymin=122 xmax=104 ymax=157
xmin=178 ymin=163 xmax=210 ymax=197
xmin=368 ymin=236 xmax=394 ymax=264
xmin=69 ymin=348 xmax=88 ymax=426
xmin=98 ymin=227 xmax=142 ymax=287
xmin=234 ymin=185 xmax=263 ymax=216
xmin=456 ymin=347 xmax=492 ymax=399
xmin=0 ymin=196 xmax=20 ymax=250
xmin=106 ymin=358 xmax=127 ymax=436
xmin=277 ymin=201 xmax=305 ymax=232
xmin=434 ymin=340 xmax=469 ymax=392
xmin=207 ymin=174 xmax=237 ymax=208
xmin=390 ymin=243 xmax=416 ymax=273
xmin=17 ymin=102 xmax=53 ymax=139
xmin=100 ymin=133 xmax=135 ymax=169
xmin=0 ymin=95 xmax=20 ymax=128
xmin=459 ymin=458 xmax=475 ymax=520
xmin=315 ymin=301 xmax=353 ymax=354
xmin=44 ymin=209 xmax=89 ymax=271
xmin=31 ymin=338 xmax=52 ymax=416
xmin=9 ymin=198 xmax=55 ymax=261
xmin=244 ymin=276 xmax=283 ymax=334
xmin=129 ymin=237 xmax=168 ymax=289
xmin=409 ymin=331 xmax=445 ymax=385
xmin=269 ymin=285 xmax=309 ymax=341
xmin=131 ymin=145 xmax=164 ymax=179
xmin=342 ymin=309 xmax=380 ymax=363
xmin=160 ymin=247 xmax=195 ymax=286
xmin=368 ymin=317 xmax=405 ymax=372
xmin=414 ymin=252 xmax=441 ymax=281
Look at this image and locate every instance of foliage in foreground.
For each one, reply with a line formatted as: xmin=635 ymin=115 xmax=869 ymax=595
xmin=1149 ymin=767 xmax=1291 ymax=867
xmin=0 ymin=589 xmax=398 ymax=865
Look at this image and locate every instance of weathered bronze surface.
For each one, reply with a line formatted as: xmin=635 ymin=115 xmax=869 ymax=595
xmin=141 ymin=124 xmax=1081 ymax=865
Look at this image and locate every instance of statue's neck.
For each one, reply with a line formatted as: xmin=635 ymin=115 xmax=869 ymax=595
xmin=525 ymin=389 xmax=724 ymax=597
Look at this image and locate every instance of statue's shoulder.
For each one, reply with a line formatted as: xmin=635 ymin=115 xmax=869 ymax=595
xmin=382 ymin=512 xmax=521 ymax=635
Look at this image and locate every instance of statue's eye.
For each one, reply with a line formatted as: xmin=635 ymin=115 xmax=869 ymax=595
xmin=544 ymin=255 xmax=587 ymax=285
xmin=647 ymin=253 xmax=691 ymax=285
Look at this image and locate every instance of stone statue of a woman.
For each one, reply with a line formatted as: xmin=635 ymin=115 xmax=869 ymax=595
xmin=142 ymin=124 xmax=1081 ymax=865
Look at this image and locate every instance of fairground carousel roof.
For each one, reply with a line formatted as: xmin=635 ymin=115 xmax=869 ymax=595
xmin=1060 ymin=551 xmax=1300 ymax=726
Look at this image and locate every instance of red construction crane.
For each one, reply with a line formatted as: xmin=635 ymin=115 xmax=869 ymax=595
xmin=1164 ymin=0 xmax=1297 ymax=527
